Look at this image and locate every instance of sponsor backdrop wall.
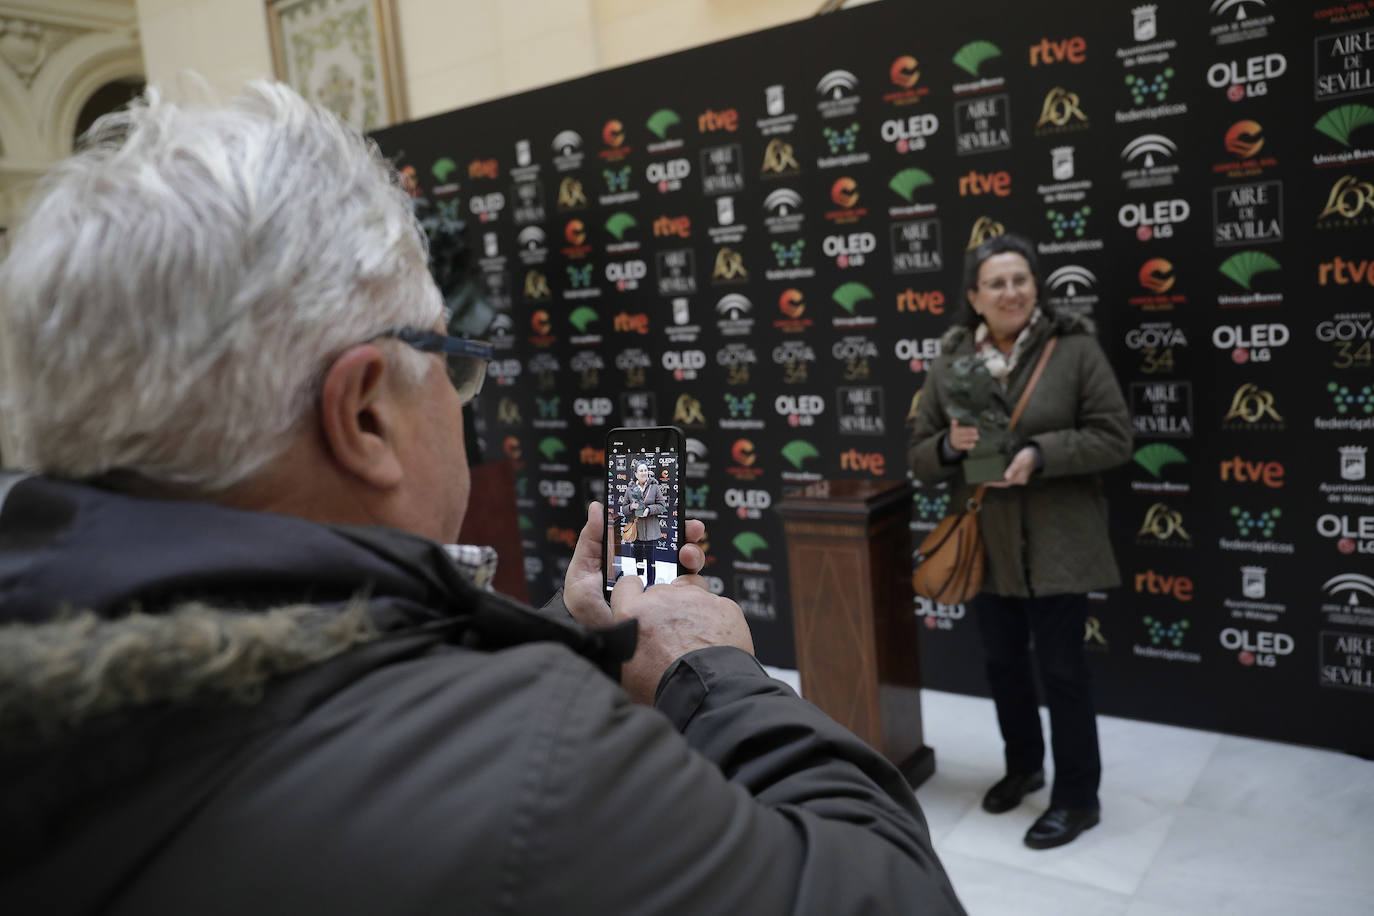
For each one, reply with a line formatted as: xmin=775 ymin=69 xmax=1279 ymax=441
xmin=374 ymin=0 xmax=1374 ymax=757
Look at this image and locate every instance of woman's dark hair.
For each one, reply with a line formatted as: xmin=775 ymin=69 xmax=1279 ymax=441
xmin=955 ymin=233 xmax=1046 ymax=329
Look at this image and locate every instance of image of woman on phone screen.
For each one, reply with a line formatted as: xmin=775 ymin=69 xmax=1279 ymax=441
xmin=620 ymin=459 xmax=666 ymax=585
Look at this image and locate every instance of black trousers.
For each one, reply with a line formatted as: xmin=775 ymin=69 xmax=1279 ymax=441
xmin=632 ymin=539 xmax=656 ymax=585
xmin=972 ymin=592 xmax=1101 ymax=809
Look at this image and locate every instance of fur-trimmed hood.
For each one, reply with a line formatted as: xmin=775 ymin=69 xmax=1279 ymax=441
xmin=0 ymin=475 xmax=632 ymax=749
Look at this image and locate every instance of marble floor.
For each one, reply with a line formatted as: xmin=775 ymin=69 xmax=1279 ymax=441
xmin=762 ymin=670 xmax=1374 ymax=914
xmin=914 ymin=689 xmax=1374 ymax=916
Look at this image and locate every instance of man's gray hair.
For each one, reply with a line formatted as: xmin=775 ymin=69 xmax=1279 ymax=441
xmin=0 ymin=80 xmax=440 ymax=491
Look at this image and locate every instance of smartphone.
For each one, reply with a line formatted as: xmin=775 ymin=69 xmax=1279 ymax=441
xmin=604 ymin=426 xmax=686 ymax=598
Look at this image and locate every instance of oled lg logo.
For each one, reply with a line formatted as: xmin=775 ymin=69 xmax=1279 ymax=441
xmin=881 ymin=113 xmax=939 ymax=154
xmin=725 ymin=488 xmax=771 ymax=520
xmin=1207 ymin=53 xmax=1287 ymax=102
xmin=1220 ymin=628 xmax=1293 ymax=667
xmin=1317 ymin=513 xmax=1374 ymax=555
xmin=775 ymin=394 xmax=824 ymax=427
xmin=1211 ymin=322 xmax=1288 ymax=364
xmin=1118 ymin=199 xmax=1190 ymax=240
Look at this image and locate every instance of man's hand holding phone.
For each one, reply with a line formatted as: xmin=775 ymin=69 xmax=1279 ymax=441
xmin=563 ymin=500 xmax=748 ymax=702
xmin=563 ymin=500 xmax=709 ymax=626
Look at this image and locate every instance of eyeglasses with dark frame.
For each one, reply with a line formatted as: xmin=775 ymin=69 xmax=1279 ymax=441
xmin=373 ymin=328 xmax=493 ymax=403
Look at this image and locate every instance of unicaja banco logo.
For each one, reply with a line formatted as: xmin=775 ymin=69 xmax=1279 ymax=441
xmin=1219 ymin=251 xmax=1280 ymax=290
xmin=953 ymin=40 xmax=1001 ymax=78
xmin=782 ymin=439 xmax=819 ymax=470
xmin=733 ymin=531 xmax=769 ymax=560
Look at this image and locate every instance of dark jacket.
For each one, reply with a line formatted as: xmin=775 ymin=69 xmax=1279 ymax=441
xmin=622 ymin=478 xmax=666 ymax=541
xmin=908 ymin=312 xmax=1132 ymax=597
xmin=0 ymin=475 xmax=964 ymax=915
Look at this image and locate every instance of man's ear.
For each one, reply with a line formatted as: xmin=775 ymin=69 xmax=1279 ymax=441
xmin=318 ymin=345 xmax=405 ymax=489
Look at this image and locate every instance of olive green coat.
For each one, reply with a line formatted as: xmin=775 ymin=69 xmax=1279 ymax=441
xmin=907 ymin=312 xmax=1132 ymax=598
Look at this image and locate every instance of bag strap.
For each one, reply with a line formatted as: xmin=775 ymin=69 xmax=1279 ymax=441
xmin=1008 ymin=335 xmax=1057 ymax=432
xmin=966 ymin=335 xmax=1057 ymax=512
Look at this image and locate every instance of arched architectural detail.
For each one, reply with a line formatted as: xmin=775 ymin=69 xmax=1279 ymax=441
xmin=30 ymin=31 xmax=143 ymax=158
xmin=0 ymin=57 xmax=41 ymax=160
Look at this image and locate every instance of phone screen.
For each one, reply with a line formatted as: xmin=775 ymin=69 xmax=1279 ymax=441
xmin=604 ymin=427 xmax=683 ymax=594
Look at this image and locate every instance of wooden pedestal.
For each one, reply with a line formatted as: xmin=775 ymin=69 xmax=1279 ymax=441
xmin=778 ymin=479 xmax=935 ymax=787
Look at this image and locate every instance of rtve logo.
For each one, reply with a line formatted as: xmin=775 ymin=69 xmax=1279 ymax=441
xmin=958 ymin=170 xmax=1011 ymax=196
xmin=653 ymin=215 xmax=691 ymax=238
xmin=1134 ymin=569 xmax=1194 ymax=601
xmin=840 ymin=449 xmax=886 ymax=475
xmin=1318 ymin=257 xmax=1374 ymax=286
xmin=1219 ymin=456 xmax=1285 ymax=487
xmin=897 ymin=288 xmax=945 ymax=314
xmin=698 ymin=108 xmax=739 ymax=132
xmin=1028 ymin=36 xmax=1086 ymax=66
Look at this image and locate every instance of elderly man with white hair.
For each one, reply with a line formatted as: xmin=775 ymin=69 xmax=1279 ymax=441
xmin=0 ymin=82 xmax=964 ymax=914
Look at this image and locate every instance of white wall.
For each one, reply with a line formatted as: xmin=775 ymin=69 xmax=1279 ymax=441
xmin=133 ymin=0 xmax=843 ymax=121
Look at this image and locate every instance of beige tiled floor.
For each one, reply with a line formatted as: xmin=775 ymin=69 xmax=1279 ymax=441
xmin=913 ymin=690 xmax=1374 ymax=915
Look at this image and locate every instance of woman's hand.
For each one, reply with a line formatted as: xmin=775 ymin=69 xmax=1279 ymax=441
xmin=986 ymin=446 xmax=1038 ymax=488
xmin=947 ymin=418 xmax=980 ymax=452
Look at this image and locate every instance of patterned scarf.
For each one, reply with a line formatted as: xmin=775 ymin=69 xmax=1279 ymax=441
xmin=973 ymin=307 xmax=1044 ymax=386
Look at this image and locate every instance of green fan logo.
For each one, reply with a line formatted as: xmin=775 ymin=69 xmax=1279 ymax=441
xmin=953 ymin=40 xmax=1001 ymax=78
xmin=782 ymin=439 xmax=820 ymax=470
xmin=1315 ymin=104 xmax=1374 ymax=148
xmin=889 ymin=168 xmax=934 ymax=203
xmin=432 ymin=157 xmax=457 ymax=182
xmin=832 ymin=282 xmax=874 ymax=315
xmin=569 ymin=306 xmax=599 ymax=333
xmin=1218 ymin=251 xmax=1281 ymax=291
xmin=1134 ymin=443 xmax=1187 ymax=479
xmin=538 ymin=437 xmax=566 ymax=461
xmin=732 ymin=531 xmax=769 ymax=560
xmin=646 ymin=108 xmax=681 ymax=140
xmin=605 ymin=211 xmax=637 ymax=241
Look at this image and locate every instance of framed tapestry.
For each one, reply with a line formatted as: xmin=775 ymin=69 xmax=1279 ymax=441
xmin=266 ymin=0 xmax=407 ymax=132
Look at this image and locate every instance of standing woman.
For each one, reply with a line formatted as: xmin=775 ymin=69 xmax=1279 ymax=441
xmin=907 ymin=233 xmax=1132 ymax=849
xmin=621 ymin=459 xmax=666 ymax=586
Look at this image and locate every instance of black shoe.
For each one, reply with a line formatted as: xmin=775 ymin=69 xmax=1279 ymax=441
xmin=981 ymin=770 xmax=1046 ymax=814
xmin=1024 ymin=806 xmax=1100 ymax=849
